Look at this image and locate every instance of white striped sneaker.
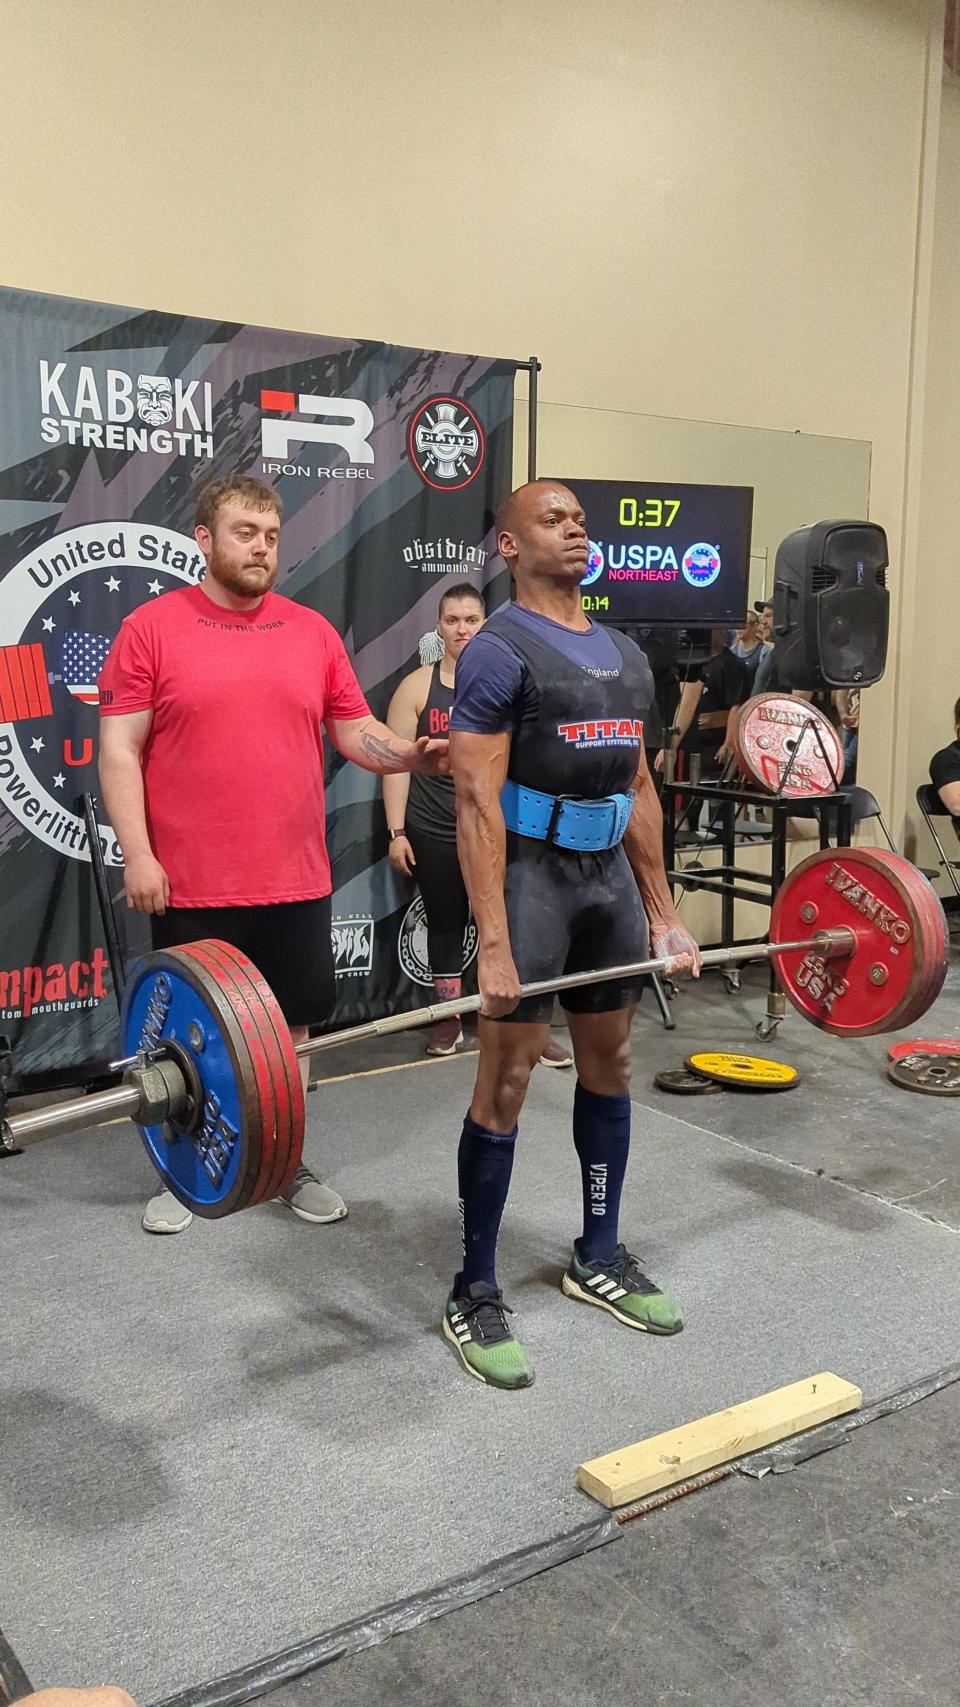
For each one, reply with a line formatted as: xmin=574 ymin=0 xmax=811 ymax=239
xmin=561 ymin=1242 xmax=683 ymax=1334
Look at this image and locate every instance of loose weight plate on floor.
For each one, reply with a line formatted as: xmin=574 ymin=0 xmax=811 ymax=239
xmin=653 ymin=1069 xmax=722 ymax=1096
xmin=120 ymin=944 xmax=290 ymax=1216
xmin=887 ymin=1053 xmax=960 ymax=1096
xmin=685 ymin=1052 xmax=800 ymax=1091
xmin=887 ymin=1038 xmax=960 ymax=1062
xmin=769 ymin=847 xmax=949 ymax=1037
xmin=733 ymin=695 xmax=843 ymax=797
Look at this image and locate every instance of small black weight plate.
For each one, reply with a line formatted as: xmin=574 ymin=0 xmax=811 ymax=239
xmin=886 ymin=1053 xmax=960 ymax=1096
xmin=654 ymin=1069 xmax=722 ymax=1096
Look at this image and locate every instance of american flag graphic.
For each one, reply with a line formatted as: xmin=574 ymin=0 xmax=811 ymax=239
xmin=61 ymin=629 xmax=112 ymax=705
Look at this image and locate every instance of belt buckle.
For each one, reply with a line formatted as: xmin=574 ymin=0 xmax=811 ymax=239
xmin=546 ymin=793 xmax=578 ymax=846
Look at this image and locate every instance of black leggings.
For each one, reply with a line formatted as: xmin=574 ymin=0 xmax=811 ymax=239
xmin=406 ymin=825 xmax=469 ymax=979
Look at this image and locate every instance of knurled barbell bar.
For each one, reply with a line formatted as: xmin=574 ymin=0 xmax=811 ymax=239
xmin=0 ymin=847 xmax=950 ymax=1218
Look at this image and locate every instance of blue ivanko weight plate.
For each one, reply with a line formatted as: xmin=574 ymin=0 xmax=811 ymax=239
xmin=121 ymin=946 xmax=264 ymax=1217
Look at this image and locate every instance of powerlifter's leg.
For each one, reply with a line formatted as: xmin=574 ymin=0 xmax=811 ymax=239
xmin=561 ymin=1006 xmax=683 ymax=1335
xmin=442 ymin=1017 xmax=546 ymax=1391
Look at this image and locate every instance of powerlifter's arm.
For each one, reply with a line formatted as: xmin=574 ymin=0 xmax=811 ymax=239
xmin=449 ymin=729 xmax=521 ymax=1017
xmin=98 ymin=710 xmax=170 ymax=914
xmin=623 ymin=746 xmax=701 ymax=976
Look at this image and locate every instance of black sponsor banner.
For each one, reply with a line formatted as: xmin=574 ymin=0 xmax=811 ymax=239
xmin=0 ymin=287 xmax=515 ymax=1082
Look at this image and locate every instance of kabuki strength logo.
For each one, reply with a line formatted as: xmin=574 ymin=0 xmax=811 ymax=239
xmin=0 ymin=521 xmax=205 ymax=861
xmin=408 ymin=396 xmax=485 ymax=491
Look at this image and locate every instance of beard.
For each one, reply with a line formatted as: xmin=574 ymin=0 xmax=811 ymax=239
xmin=206 ymin=547 xmax=277 ymax=598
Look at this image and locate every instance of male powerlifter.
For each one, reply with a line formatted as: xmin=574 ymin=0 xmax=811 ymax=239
xmin=444 ymin=481 xmax=701 ymax=1388
xmin=98 ymin=473 xmax=447 ymax=1236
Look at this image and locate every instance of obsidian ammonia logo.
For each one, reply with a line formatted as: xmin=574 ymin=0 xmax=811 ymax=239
xmin=408 ymin=397 xmax=485 ymax=491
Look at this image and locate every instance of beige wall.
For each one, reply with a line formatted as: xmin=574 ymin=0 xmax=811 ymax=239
xmin=907 ymin=77 xmax=960 ymax=881
xmin=0 ymin=0 xmax=953 ymax=908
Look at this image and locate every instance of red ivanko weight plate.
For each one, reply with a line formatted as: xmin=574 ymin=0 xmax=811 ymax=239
xmin=735 ymin=695 xmax=843 ymax=797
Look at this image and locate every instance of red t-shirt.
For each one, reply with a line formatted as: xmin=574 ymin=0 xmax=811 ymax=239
xmin=98 ymin=583 xmax=370 ymax=906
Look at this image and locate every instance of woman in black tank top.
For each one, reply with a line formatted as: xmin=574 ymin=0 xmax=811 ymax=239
xmin=384 ymin=588 xmax=484 ymax=1055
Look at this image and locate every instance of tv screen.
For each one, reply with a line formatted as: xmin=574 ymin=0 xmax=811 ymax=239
xmin=555 ymin=478 xmax=754 ymax=627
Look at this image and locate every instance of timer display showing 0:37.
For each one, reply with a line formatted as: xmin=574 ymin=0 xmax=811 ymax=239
xmin=620 ymin=497 xmax=681 ymax=527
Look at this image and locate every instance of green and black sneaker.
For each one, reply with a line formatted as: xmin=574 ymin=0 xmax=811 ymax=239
xmin=443 ymin=1281 xmax=535 ymax=1389
xmin=562 ymin=1242 xmax=684 ymax=1335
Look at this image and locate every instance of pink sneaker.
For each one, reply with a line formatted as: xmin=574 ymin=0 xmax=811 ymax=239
xmin=539 ymin=1034 xmax=574 ymax=1068
xmin=425 ymin=1017 xmax=463 ymax=1056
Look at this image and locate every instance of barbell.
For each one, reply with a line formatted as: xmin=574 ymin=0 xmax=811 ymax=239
xmin=0 ymin=847 xmax=950 ymax=1217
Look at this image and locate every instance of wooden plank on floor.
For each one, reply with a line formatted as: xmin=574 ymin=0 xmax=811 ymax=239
xmin=577 ymin=1372 xmax=862 ymax=1508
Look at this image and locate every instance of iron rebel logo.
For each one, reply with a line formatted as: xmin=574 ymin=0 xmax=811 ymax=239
xmin=408 ymin=397 xmax=484 ymax=491
xmin=39 ymin=361 xmax=214 ymax=458
xmin=260 ymin=388 xmax=375 ymax=480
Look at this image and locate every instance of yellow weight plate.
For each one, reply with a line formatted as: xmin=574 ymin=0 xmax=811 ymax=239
xmin=685 ymin=1051 xmax=800 ymax=1091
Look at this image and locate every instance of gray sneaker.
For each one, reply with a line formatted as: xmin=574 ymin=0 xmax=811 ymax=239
xmin=277 ymin=1165 xmax=348 ymax=1224
xmin=142 ymin=1188 xmax=194 ymax=1234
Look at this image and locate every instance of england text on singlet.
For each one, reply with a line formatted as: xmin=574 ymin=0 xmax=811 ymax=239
xmin=468 ymin=607 xmax=655 ymax=800
xmin=406 ymin=666 xmax=457 ymax=842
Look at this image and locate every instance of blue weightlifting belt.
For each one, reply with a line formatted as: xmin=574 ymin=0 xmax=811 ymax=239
xmin=500 ymin=779 xmax=634 ymax=852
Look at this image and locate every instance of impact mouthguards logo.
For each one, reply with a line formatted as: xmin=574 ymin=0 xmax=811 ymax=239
xmin=0 ymin=521 xmax=204 ymax=863
xmin=398 ymin=894 xmax=478 ymax=986
xmin=39 ymin=361 xmax=214 ymax=458
xmin=259 ymin=389 xmax=376 ymax=480
xmin=408 ymin=397 xmax=485 ymax=491
xmin=681 ymin=542 xmax=722 ymax=587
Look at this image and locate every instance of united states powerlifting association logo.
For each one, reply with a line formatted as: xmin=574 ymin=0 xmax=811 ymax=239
xmin=408 ymin=397 xmax=485 ymax=491
xmin=681 ymin=542 xmax=722 ymax=587
xmin=398 ymin=894 xmax=478 ymax=986
xmin=0 ymin=521 xmax=204 ymax=862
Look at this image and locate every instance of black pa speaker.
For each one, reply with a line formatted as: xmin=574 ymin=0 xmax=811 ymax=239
xmin=771 ymin=520 xmax=889 ymax=689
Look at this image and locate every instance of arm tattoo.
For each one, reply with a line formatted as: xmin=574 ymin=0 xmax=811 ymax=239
xmin=360 ymin=729 xmax=407 ymax=772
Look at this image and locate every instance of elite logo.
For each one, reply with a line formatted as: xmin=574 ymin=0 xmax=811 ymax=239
xmin=557 ymin=718 xmax=644 ymax=749
xmin=408 ymin=397 xmax=484 ymax=491
xmin=259 ymin=388 xmax=376 ymax=472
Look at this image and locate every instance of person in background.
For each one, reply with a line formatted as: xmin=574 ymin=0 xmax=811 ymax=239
xmin=385 ymin=584 xmax=573 ymax=1067
xmin=730 ymin=609 xmax=765 ymax=691
xmin=654 ymin=628 xmax=749 ymax=784
xmin=929 ymin=696 xmax=960 ymax=824
xmin=751 ymin=599 xmax=780 ymax=695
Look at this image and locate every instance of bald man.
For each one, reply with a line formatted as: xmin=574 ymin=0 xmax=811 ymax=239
xmin=444 ymin=481 xmax=701 ymax=1389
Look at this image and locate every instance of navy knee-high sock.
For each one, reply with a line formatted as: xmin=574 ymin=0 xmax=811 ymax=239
xmin=572 ymin=1081 xmax=631 ymax=1263
xmin=456 ymin=1113 xmax=517 ymax=1292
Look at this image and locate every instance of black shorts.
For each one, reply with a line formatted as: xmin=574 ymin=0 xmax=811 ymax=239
xmin=150 ymin=896 xmax=335 ymax=1028
xmin=498 ymin=837 xmax=649 ymax=1024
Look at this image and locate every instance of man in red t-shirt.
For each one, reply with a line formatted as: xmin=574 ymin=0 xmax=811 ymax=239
xmin=98 ymin=472 xmax=447 ymax=1236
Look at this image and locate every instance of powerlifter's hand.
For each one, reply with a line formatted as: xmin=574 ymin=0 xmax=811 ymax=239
xmin=388 ymin=834 xmax=416 ymax=877
xmin=478 ymin=945 xmax=523 ymax=1018
xmin=649 ymin=915 xmax=702 ymax=978
xmin=124 ymin=852 xmax=170 ymax=914
xmin=411 ymin=734 xmax=451 ymax=776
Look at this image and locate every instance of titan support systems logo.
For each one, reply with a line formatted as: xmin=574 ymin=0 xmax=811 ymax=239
xmin=259 ymin=388 xmax=376 ymax=480
xmin=681 ymin=542 xmax=722 ymax=587
xmin=398 ymin=894 xmax=478 ymax=986
xmin=408 ymin=398 xmax=485 ymax=491
xmin=0 ymin=521 xmax=204 ymax=862
xmin=39 ymin=360 xmax=214 ymax=458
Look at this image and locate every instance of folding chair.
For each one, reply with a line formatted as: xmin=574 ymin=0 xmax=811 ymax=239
xmin=916 ymin=783 xmax=960 ymax=901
